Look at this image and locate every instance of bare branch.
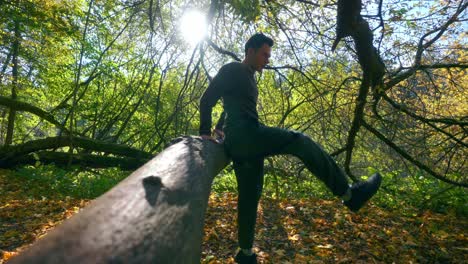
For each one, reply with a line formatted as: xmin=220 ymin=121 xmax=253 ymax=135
xmin=362 ymin=121 xmax=467 ymax=187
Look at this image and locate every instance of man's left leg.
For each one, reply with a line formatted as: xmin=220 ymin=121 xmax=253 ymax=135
xmin=252 ymin=124 xmax=381 ymax=212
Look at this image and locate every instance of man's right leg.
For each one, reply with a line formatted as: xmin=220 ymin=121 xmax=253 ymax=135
xmin=233 ymin=158 xmax=264 ymax=250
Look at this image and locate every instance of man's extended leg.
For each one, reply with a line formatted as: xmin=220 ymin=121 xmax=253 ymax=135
xmin=233 ymin=158 xmax=264 ymax=250
xmin=253 ymin=124 xmax=381 ymax=211
xmin=250 ymin=125 xmax=349 ymax=196
xmin=278 ymin=131 xmax=349 ymax=196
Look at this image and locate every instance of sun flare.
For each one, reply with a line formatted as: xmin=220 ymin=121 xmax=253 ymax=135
xmin=180 ymin=10 xmax=207 ymax=46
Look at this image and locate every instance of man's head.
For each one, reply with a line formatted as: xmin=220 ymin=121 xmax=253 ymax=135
xmin=244 ymin=33 xmax=273 ymax=72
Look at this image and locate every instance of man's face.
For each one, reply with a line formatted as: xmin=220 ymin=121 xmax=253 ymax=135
xmin=248 ymin=43 xmax=271 ymax=72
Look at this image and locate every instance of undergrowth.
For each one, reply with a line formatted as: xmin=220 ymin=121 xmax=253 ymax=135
xmin=212 ymin=166 xmax=467 ymax=217
xmin=8 ymin=164 xmax=467 ymax=216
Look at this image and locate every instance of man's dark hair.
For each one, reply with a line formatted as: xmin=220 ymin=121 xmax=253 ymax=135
xmin=244 ymin=33 xmax=274 ymax=55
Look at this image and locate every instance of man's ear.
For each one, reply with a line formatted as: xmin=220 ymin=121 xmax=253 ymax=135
xmin=246 ymin=47 xmax=255 ymax=57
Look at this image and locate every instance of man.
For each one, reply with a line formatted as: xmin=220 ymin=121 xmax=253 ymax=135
xmin=199 ymin=33 xmax=382 ymax=263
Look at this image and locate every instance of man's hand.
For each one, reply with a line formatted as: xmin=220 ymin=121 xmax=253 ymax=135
xmin=213 ymin=129 xmax=225 ymax=143
xmin=200 ymin=129 xmax=224 ymax=144
xmin=200 ymin=134 xmax=219 ymax=144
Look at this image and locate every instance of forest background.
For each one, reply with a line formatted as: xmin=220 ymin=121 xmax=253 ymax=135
xmin=0 ymin=0 xmax=466 ymax=263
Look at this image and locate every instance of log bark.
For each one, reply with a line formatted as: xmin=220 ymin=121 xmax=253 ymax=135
xmin=9 ymin=136 xmax=230 ymax=264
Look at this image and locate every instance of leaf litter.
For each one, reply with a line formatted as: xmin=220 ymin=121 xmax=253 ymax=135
xmin=0 ymin=170 xmax=466 ymax=263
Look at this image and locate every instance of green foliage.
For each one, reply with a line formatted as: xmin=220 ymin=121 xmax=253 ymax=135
xmin=211 ymin=167 xmax=238 ymax=193
xmin=14 ymin=165 xmax=128 ymax=199
xmin=224 ymin=0 xmax=261 ymax=23
xmin=372 ymin=170 xmax=468 ymax=216
xmin=213 ymin=167 xmax=467 ymax=217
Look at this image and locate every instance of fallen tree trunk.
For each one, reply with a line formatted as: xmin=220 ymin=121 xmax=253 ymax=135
xmin=7 ymin=151 xmax=146 ymax=170
xmin=0 ymin=135 xmax=152 ymax=168
xmin=9 ymin=136 xmax=230 ymax=264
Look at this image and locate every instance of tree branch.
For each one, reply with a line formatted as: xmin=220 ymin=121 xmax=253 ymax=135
xmin=0 ymin=96 xmax=68 ymax=133
xmin=362 ymin=121 xmax=467 ymax=187
xmin=206 ymin=39 xmax=241 ymax=61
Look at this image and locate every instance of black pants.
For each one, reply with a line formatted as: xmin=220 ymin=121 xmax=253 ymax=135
xmin=224 ymin=119 xmax=349 ymax=249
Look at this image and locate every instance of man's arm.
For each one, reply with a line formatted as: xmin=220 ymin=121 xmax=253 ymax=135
xmin=215 ymin=111 xmax=225 ymax=132
xmin=199 ymin=67 xmax=226 ymax=138
xmin=213 ymin=111 xmax=226 ymax=142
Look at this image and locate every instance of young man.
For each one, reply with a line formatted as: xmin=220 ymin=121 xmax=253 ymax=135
xmin=199 ymin=33 xmax=382 ymax=263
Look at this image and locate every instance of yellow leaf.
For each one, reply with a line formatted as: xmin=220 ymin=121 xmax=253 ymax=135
xmin=274 ymin=249 xmax=285 ymax=256
xmin=2 ymin=251 xmax=19 ymax=261
xmin=316 ymin=244 xmax=333 ymax=249
xmin=288 ymin=234 xmax=300 ymax=241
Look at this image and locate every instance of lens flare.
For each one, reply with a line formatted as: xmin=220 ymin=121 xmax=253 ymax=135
xmin=180 ymin=10 xmax=207 ymax=46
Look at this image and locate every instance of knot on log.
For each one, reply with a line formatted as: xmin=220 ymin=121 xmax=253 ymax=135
xmin=143 ymin=175 xmax=163 ymax=206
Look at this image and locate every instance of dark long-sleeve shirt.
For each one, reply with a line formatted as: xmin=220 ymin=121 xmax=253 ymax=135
xmin=199 ymin=62 xmax=258 ymax=135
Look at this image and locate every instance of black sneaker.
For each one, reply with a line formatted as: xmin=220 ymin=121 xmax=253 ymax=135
xmin=234 ymin=250 xmax=257 ymax=264
xmin=344 ymin=173 xmax=382 ymax=212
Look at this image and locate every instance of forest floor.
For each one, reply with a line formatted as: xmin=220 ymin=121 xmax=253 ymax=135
xmin=1 ymin=169 xmax=467 ymax=263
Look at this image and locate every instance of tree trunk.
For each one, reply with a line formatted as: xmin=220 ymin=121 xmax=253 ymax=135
xmin=9 ymin=136 xmax=230 ymax=264
xmin=5 ymin=17 xmax=20 ymax=146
